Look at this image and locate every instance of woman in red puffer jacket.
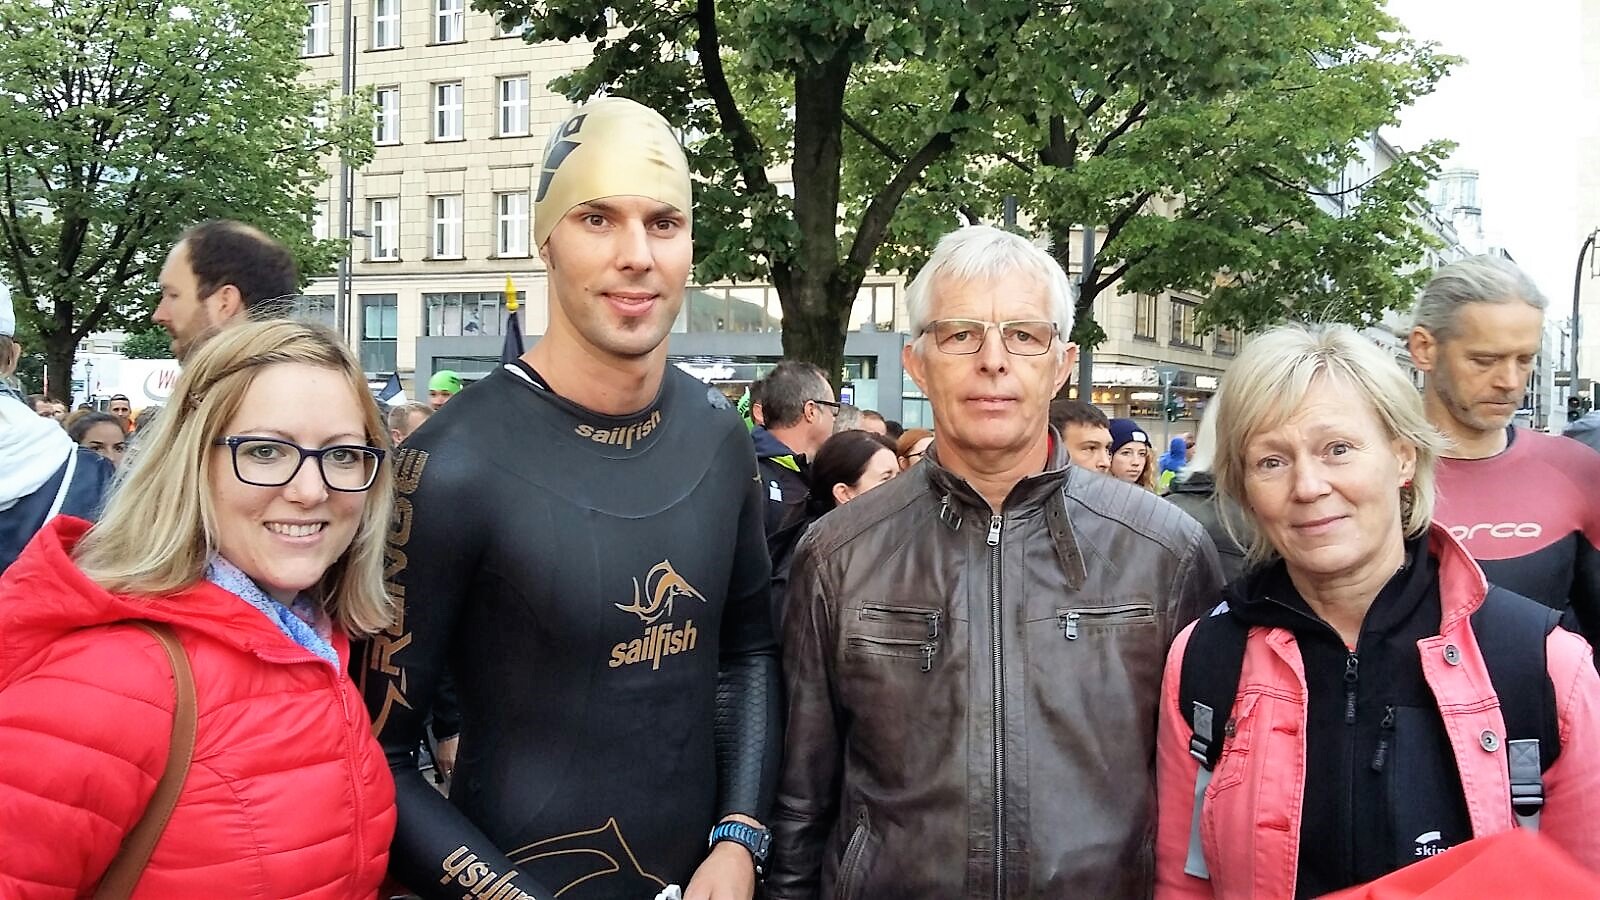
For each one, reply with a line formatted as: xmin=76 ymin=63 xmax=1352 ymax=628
xmin=0 ymin=320 xmax=397 ymax=898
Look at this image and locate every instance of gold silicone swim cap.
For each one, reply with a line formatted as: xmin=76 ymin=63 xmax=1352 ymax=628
xmin=533 ymin=97 xmax=692 ymax=248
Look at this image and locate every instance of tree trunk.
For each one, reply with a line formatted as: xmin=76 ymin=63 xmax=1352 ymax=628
xmin=43 ymin=330 xmax=76 ymax=406
xmin=781 ymin=295 xmax=847 ymax=392
xmin=771 ymin=51 xmax=853 ymax=390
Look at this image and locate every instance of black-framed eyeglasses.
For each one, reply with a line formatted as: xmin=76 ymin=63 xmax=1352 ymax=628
xmin=213 ymin=436 xmax=385 ymax=492
xmin=922 ymin=318 xmax=1058 ymax=356
xmin=810 ymin=398 xmax=841 ymax=415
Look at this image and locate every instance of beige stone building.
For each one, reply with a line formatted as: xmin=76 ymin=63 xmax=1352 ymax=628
xmin=298 ymin=0 xmax=591 ymax=376
xmin=294 ymin=3 xmax=1233 ymax=429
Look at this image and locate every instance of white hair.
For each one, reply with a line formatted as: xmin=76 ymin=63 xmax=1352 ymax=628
xmin=905 ymin=225 xmax=1076 ymax=351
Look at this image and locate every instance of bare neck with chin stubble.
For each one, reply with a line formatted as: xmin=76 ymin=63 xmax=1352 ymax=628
xmin=939 ymin=432 xmax=1052 ymax=513
xmin=1424 ymin=387 xmax=1508 ymax=460
xmin=524 ymin=331 xmax=664 ymax=417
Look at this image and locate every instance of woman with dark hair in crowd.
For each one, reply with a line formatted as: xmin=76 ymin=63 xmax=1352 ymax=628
xmin=770 ymin=430 xmax=900 ymax=626
xmin=68 ymin=411 xmax=128 ymax=469
xmin=809 ymin=430 xmax=900 ymax=517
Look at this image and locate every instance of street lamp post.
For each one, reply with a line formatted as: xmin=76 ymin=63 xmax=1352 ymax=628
xmin=333 ymin=0 xmax=357 ymax=346
xmin=338 ymin=228 xmax=369 ymax=354
xmin=1574 ymin=229 xmax=1596 ymax=397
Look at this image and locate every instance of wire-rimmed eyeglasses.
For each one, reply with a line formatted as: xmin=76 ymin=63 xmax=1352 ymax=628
xmin=921 ymin=318 xmax=1058 ymax=356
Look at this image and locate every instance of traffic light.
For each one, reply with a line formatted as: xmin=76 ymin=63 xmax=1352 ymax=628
xmin=1164 ymin=395 xmax=1183 ymax=422
xmin=1571 ymin=395 xmax=1583 ymax=423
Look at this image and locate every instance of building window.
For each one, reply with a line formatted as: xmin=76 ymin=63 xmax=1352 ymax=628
xmin=424 ymin=291 xmax=523 ymax=336
xmin=431 ymin=194 xmax=463 ymax=259
xmin=372 ymin=0 xmax=400 ymax=48
xmin=360 ymin=294 xmax=399 ymax=372
xmin=497 ymin=15 xmax=527 ymax=37
xmin=1170 ymin=298 xmax=1200 ymax=348
xmin=1134 ymin=293 xmax=1158 ymax=341
xmin=848 ymin=283 xmax=897 ymax=331
xmin=302 ymin=0 xmax=330 ymax=55
xmin=433 ymin=0 xmax=463 ymax=43
xmin=1213 ymin=326 xmax=1237 ymax=356
xmin=290 ymin=294 xmax=336 ymax=327
xmin=498 ymin=76 xmax=529 ymax=137
xmin=309 ymin=98 xmax=329 ymax=132
xmin=374 ymin=87 xmax=400 ymax=145
xmin=496 ymin=191 xmax=529 ymax=257
xmin=311 ymin=200 xmax=329 ymax=240
xmin=433 ymin=81 xmax=463 ymax=141
xmin=368 ymin=197 xmax=399 ymax=260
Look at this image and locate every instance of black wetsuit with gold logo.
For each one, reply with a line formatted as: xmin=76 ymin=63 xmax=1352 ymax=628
xmin=363 ymin=361 xmax=779 ymax=900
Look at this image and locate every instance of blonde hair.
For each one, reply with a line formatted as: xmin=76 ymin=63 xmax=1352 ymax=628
xmin=1134 ymin=451 xmax=1159 ymax=493
xmin=1210 ymin=324 xmax=1445 ymax=566
xmin=74 ymin=319 xmax=395 ymax=636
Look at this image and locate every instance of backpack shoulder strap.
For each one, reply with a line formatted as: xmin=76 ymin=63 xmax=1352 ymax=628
xmin=1179 ymin=602 xmax=1252 ymax=769
xmin=1471 ymin=587 xmax=1561 ymax=831
xmin=1175 ymin=602 xmax=1251 ymax=879
xmin=94 ymin=622 xmax=197 ymax=900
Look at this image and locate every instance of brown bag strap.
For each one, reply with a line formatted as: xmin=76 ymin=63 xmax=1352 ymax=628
xmin=94 ymin=621 xmax=197 ymax=900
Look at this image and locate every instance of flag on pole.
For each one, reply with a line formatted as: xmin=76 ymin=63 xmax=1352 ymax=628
xmin=376 ymin=372 xmax=406 ymax=406
xmin=501 ymin=275 xmax=525 ymax=364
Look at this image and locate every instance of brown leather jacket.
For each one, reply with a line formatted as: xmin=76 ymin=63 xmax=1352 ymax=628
xmin=770 ymin=441 xmax=1222 ymax=899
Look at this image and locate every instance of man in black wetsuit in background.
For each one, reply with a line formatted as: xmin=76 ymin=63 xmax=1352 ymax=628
xmin=364 ymin=96 xmax=780 ymax=900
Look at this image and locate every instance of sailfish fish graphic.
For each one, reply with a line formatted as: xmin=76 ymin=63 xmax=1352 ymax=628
xmin=510 ymin=817 xmax=668 ymax=897
xmin=613 ymin=560 xmax=706 ymax=624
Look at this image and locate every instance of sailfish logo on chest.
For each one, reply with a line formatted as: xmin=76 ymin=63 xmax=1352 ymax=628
xmin=614 ymin=560 xmax=706 ymax=624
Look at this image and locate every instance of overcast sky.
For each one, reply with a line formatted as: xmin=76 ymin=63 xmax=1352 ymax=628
xmin=1386 ymin=0 xmax=1582 ymax=321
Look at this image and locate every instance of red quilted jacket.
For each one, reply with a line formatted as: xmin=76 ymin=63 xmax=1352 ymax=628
xmin=0 ymin=517 xmax=395 ymax=898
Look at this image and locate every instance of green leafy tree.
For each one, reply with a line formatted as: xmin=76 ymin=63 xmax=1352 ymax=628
xmin=959 ymin=0 xmax=1456 ymax=350
xmin=483 ymin=0 xmax=1036 ymax=383
xmin=0 ymin=0 xmax=373 ymax=400
xmin=120 ymin=326 xmax=175 ymax=360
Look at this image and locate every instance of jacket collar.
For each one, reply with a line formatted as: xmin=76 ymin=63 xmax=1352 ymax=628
xmin=923 ymin=427 xmax=1069 ymax=519
xmin=922 ymin=428 xmax=1087 ymax=589
xmin=1430 ymin=521 xmax=1490 ymax=631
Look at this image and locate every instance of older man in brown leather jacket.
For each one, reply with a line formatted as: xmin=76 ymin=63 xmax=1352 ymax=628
xmin=769 ymin=225 xmax=1223 ymax=899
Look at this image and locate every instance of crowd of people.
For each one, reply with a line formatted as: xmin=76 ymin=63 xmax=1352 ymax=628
xmin=2 ymin=94 xmax=1600 ymax=900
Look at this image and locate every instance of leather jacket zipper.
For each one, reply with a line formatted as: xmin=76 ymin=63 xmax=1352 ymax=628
xmin=837 ymin=815 xmax=870 ymax=899
xmin=987 ymin=513 xmax=1005 ymax=898
xmin=846 ymin=634 xmax=938 ymax=672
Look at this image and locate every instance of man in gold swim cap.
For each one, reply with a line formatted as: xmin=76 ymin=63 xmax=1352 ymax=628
xmin=368 ymin=96 xmax=779 ymax=900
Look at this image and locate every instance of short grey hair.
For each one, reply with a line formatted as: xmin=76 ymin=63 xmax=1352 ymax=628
xmin=758 ymin=360 xmax=829 ymax=429
xmin=905 ymin=225 xmax=1076 ymax=350
xmin=1412 ymin=254 xmax=1547 ymax=339
xmin=832 ymin=404 xmax=863 ymax=433
xmin=386 ymin=401 xmax=432 ymax=438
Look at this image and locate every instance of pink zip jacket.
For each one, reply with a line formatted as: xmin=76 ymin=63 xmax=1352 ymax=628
xmin=1155 ymin=524 xmax=1600 ymax=899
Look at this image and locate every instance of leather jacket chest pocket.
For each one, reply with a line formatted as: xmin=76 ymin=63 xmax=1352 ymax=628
xmin=844 ymin=603 xmax=943 ymax=673
xmin=1054 ymin=602 xmax=1155 ymax=641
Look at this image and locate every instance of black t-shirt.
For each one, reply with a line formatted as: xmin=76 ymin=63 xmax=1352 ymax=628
xmin=361 ymin=363 xmax=774 ymax=899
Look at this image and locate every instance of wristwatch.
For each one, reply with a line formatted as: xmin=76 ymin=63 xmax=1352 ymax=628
xmin=708 ymin=821 xmax=772 ymax=875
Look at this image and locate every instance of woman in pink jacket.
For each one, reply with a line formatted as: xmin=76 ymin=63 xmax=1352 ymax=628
xmin=0 ymin=320 xmax=397 ymax=897
xmin=1154 ymin=325 xmax=1600 ymax=899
